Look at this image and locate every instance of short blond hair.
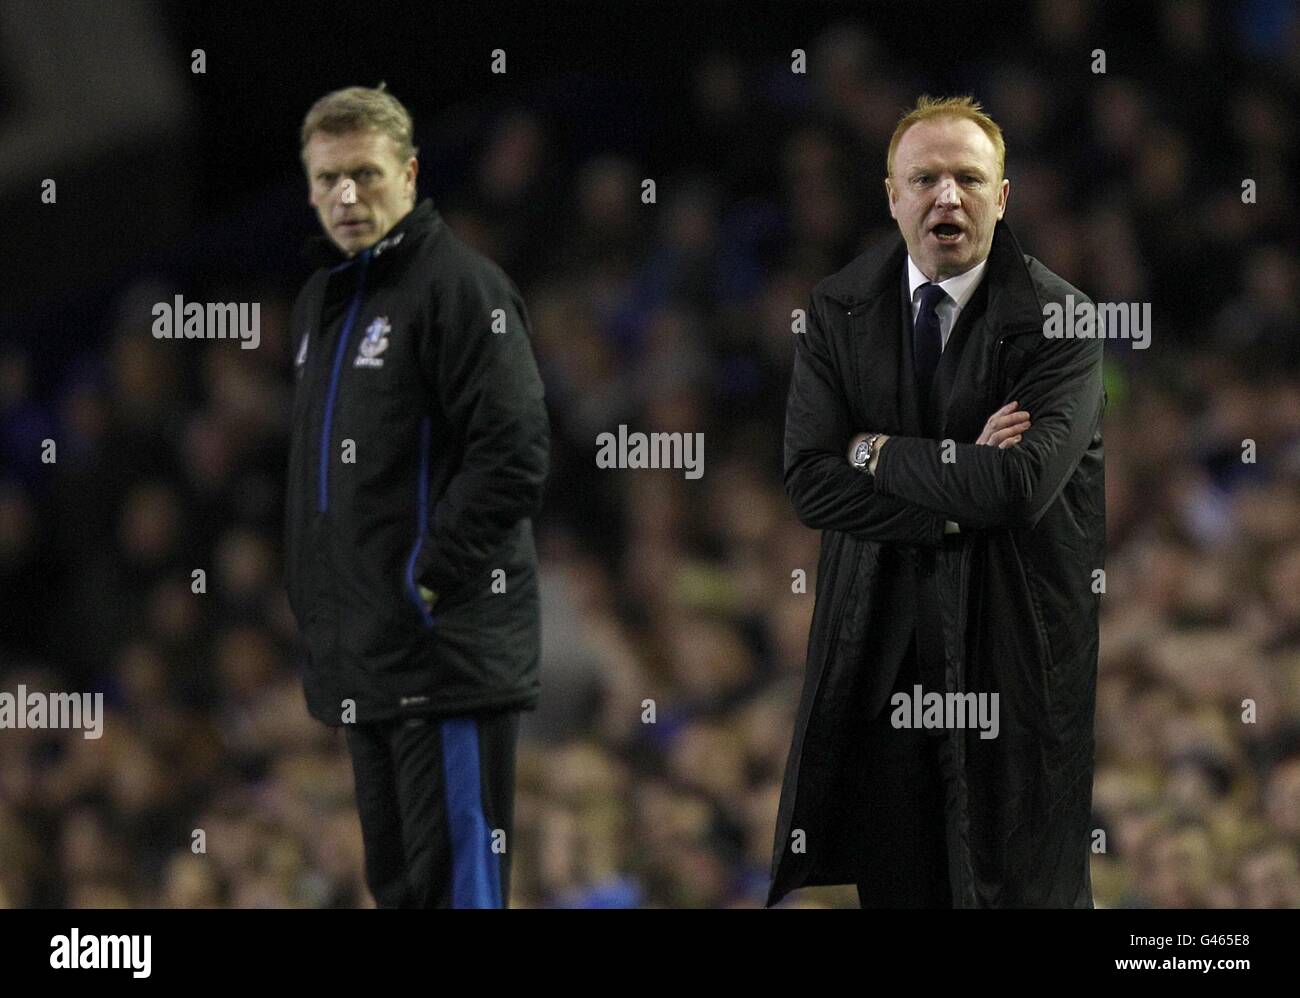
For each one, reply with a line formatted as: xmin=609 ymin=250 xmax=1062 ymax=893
xmin=300 ymin=82 xmax=417 ymax=167
xmin=886 ymin=95 xmax=1005 ymax=181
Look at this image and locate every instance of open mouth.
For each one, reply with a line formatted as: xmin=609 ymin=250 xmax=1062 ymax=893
xmin=931 ymin=222 xmax=963 ymax=244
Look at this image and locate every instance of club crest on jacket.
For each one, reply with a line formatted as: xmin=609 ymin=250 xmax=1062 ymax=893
xmin=355 ymin=316 xmax=391 ymax=368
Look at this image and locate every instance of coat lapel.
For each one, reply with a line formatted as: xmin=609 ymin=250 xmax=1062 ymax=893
xmin=935 ymin=221 xmax=1046 ymax=439
xmin=816 ymin=220 xmax=1041 ymax=443
xmin=895 ymin=265 xmax=925 ymax=437
xmin=845 ymin=265 xmax=927 ymax=438
xmin=816 ymin=222 xmax=1040 ymax=444
xmin=819 ymin=235 xmax=924 ymax=439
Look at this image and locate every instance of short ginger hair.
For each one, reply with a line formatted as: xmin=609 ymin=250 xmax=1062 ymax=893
xmin=886 ymin=95 xmax=1006 ymax=181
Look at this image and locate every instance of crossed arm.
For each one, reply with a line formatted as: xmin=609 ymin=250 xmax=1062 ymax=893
xmin=784 ymin=297 xmax=1104 ymax=538
xmin=848 ymin=404 xmax=1029 ymax=534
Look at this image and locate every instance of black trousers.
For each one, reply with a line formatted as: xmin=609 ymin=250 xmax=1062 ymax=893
xmin=855 ymin=631 xmax=952 ymax=908
xmin=344 ymin=709 xmax=520 ymax=908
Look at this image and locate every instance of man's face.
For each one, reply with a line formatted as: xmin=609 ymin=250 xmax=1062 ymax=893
xmin=304 ymin=129 xmax=418 ymax=257
xmin=885 ymin=116 xmax=1009 ymax=281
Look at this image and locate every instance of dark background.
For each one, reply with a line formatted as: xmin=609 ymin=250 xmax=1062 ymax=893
xmin=1 ymin=0 xmax=1298 ymax=908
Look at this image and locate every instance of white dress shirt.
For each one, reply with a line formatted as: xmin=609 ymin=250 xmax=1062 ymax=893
xmin=904 ymin=255 xmax=989 ymax=536
xmin=906 ymin=255 xmax=988 ymax=351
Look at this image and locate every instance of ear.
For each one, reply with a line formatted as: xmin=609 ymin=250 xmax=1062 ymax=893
xmin=996 ymin=177 xmax=1009 ymax=220
xmin=884 ymin=177 xmax=897 ymax=219
xmin=405 ymin=157 xmax=419 ymax=204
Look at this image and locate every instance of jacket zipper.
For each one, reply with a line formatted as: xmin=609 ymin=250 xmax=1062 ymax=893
xmin=405 ymin=414 xmax=435 ymax=627
xmin=317 ymin=250 xmax=372 ymax=512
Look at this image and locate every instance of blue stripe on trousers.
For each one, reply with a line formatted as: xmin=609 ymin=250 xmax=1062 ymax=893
xmin=440 ymin=717 xmax=503 ymax=908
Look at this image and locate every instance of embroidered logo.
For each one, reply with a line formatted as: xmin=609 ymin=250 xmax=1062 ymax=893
xmin=355 ymin=316 xmax=390 ymax=368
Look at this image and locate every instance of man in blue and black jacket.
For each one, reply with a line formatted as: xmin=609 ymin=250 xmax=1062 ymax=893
xmin=285 ymin=84 xmax=549 ymax=908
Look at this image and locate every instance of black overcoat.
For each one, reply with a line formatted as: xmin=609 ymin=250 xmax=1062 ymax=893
xmin=768 ymin=220 xmax=1106 ymax=907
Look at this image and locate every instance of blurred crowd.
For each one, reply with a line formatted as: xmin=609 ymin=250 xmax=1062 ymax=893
xmin=2 ymin=2 xmax=1299 ymax=907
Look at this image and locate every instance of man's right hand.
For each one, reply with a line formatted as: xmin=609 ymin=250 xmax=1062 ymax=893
xmin=977 ymin=401 xmax=1031 ymax=448
xmin=418 ymin=584 xmax=439 ymax=613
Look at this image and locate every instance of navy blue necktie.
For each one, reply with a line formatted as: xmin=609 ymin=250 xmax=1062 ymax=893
xmin=913 ymin=282 xmax=947 ymax=407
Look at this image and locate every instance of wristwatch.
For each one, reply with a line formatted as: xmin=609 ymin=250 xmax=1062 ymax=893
xmin=851 ymin=433 xmax=881 ymax=473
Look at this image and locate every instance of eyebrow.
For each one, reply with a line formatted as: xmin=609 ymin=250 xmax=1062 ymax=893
xmin=908 ymin=164 xmax=988 ymax=177
xmin=314 ymin=163 xmax=382 ymax=179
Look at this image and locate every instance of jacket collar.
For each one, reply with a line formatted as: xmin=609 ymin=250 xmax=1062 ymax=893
xmin=820 ymin=219 xmax=1043 ymax=337
xmin=302 ymin=197 xmax=442 ymax=271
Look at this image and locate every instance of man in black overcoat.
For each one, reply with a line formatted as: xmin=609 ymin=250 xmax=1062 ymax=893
xmin=769 ymin=96 xmax=1106 ymax=908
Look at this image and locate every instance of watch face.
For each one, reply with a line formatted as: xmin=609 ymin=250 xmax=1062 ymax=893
xmin=853 ymin=440 xmax=870 ymax=466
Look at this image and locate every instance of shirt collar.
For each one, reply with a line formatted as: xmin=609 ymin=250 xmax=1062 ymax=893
xmin=906 ymin=254 xmax=989 ymax=312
